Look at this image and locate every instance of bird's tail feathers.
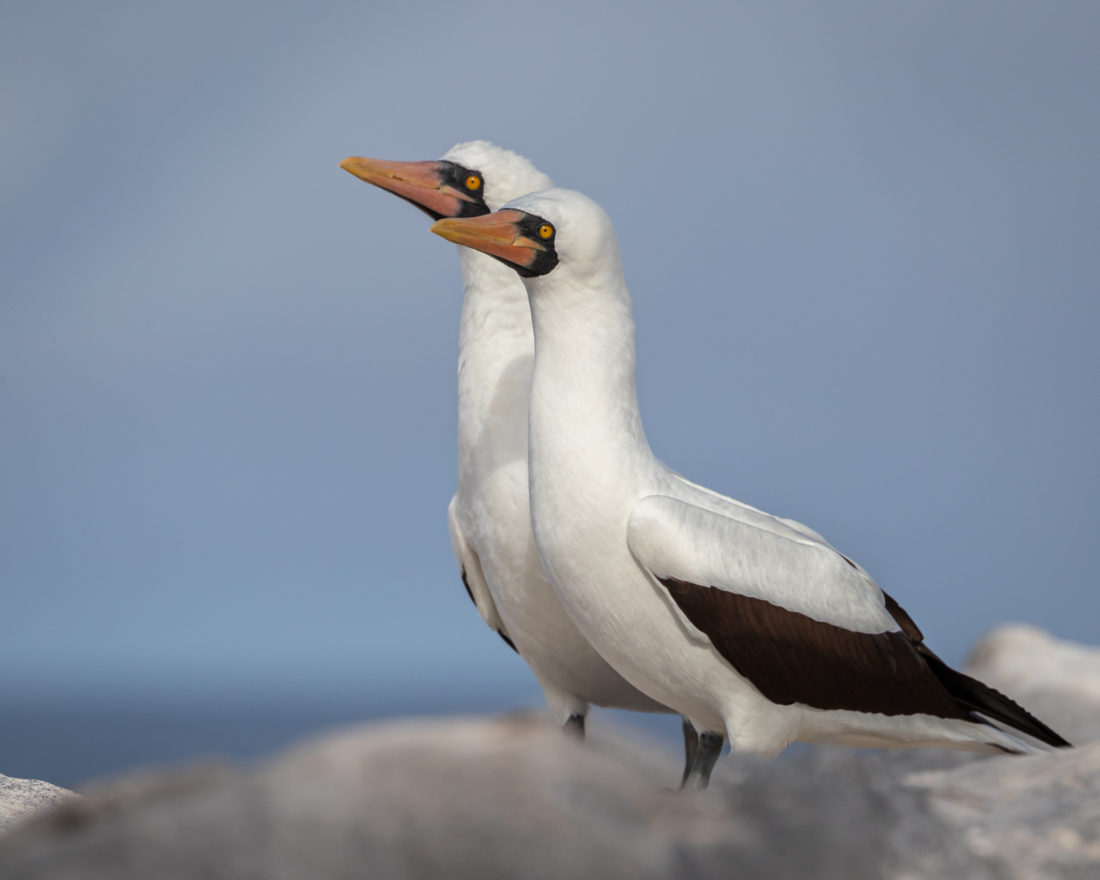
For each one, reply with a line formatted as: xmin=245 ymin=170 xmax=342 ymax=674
xmin=919 ymin=646 xmax=1072 ymax=751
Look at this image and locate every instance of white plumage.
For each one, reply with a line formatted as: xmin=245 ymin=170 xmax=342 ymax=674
xmin=431 ymin=187 xmax=1069 ymax=786
xmin=342 ymin=144 xmax=679 ymax=736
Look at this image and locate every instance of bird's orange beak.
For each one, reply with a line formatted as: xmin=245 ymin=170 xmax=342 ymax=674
xmin=339 ymin=156 xmax=481 ymax=220
xmin=430 ymin=210 xmax=548 ymax=273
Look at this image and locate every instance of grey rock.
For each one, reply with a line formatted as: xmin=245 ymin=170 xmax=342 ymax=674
xmin=0 ymin=716 xmax=704 ymax=880
xmin=904 ymin=743 xmax=1100 ymax=880
xmin=0 ymin=775 xmax=78 ymax=835
xmin=0 ymin=627 xmax=1095 ymax=880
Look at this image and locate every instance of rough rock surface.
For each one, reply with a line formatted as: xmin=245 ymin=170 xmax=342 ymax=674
xmin=0 ymin=626 xmax=1096 ymax=880
xmin=0 ymin=775 xmax=78 ymax=835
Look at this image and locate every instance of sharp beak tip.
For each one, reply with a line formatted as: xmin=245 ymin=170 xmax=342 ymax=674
xmin=430 ymin=218 xmax=456 ymax=240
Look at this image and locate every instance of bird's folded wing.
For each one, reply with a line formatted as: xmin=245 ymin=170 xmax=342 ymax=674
xmin=668 ymin=472 xmax=877 ymax=582
xmin=627 ymin=494 xmax=894 ymax=633
xmin=626 ymin=494 xmax=964 ymax=715
xmin=448 ymin=495 xmax=506 ymax=634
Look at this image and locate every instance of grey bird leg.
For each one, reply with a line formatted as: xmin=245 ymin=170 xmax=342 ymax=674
xmin=681 ymin=731 xmax=724 ymax=790
xmin=563 ymin=713 xmax=585 ymax=739
xmin=680 ymin=717 xmax=700 ymax=787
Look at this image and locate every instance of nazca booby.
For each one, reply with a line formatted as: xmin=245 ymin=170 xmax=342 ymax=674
xmin=430 ymin=188 xmax=1072 ymax=789
xmin=340 ymin=143 xmax=698 ymax=774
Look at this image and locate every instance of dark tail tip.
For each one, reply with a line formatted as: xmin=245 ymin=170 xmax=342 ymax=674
xmin=920 ymin=647 xmax=1072 ymax=749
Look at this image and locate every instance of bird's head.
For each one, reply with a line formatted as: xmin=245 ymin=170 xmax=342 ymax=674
xmin=339 ymin=140 xmax=551 ymax=221
xmin=430 ymin=188 xmax=616 ymax=282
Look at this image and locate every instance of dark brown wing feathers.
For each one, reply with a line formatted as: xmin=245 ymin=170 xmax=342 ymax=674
xmin=661 ymin=577 xmax=1071 ymax=749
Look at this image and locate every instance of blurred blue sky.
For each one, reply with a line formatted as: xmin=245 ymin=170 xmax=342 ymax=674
xmin=2 ymin=1 xmax=1098 ymax=777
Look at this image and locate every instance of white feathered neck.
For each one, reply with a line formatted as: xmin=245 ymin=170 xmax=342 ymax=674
xmin=440 ymin=142 xmax=552 ymax=489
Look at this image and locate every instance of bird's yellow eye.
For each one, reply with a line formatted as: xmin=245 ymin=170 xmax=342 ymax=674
xmin=538 ymin=224 xmax=554 ymax=240
xmin=465 ymin=174 xmax=482 ymax=191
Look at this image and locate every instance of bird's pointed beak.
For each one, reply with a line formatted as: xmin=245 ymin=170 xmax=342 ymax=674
xmin=430 ymin=210 xmax=547 ymax=273
xmin=339 ymin=156 xmax=479 ymax=220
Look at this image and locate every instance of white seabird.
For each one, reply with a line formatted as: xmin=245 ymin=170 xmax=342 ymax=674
xmin=340 ymin=143 xmax=698 ymax=774
xmin=431 ymin=188 xmax=1071 ymax=788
